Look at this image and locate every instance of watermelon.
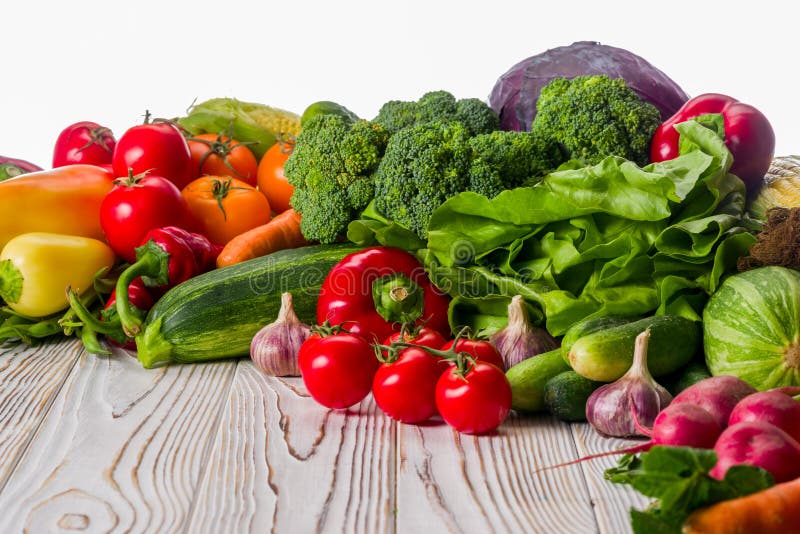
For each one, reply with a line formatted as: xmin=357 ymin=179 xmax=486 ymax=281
xmin=703 ymin=266 xmax=800 ymax=390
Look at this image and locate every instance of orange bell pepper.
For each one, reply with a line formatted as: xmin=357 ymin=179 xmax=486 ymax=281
xmin=0 ymin=164 xmax=115 ymax=250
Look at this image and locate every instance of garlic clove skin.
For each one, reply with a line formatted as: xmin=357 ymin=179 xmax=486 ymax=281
xmin=585 ymin=328 xmax=673 ymax=438
xmin=250 ymin=292 xmax=311 ymax=377
xmin=587 ymin=379 xmax=669 ymax=437
xmin=490 ymin=295 xmax=559 ymax=369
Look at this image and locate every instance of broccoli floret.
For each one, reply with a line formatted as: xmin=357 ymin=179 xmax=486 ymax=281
xmin=373 ymin=90 xmax=499 ymax=135
xmin=467 ymin=130 xmax=567 ymax=197
xmin=530 ymin=75 xmax=662 ymax=166
xmin=285 ymin=114 xmax=390 ymax=243
xmin=456 ymin=98 xmax=501 ymax=137
xmin=373 ymin=121 xmax=473 ymax=238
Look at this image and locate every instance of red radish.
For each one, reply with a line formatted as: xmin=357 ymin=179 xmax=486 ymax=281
xmin=671 ymin=375 xmax=756 ymax=429
xmin=728 ymin=390 xmax=800 ymax=442
xmin=640 ymin=402 xmax=723 ymax=449
xmin=710 ymin=421 xmax=800 ymax=483
xmin=539 ymin=399 xmax=724 ymax=471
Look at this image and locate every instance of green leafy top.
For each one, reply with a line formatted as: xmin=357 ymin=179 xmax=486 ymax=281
xmin=605 ymin=446 xmax=774 ymax=534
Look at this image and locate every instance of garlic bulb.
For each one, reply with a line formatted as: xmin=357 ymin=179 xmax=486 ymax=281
xmin=490 ymin=295 xmax=559 ymax=369
xmin=585 ymin=328 xmax=672 ymax=438
xmin=250 ymin=292 xmax=310 ymax=376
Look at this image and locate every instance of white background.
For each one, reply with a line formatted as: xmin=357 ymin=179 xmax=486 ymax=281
xmin=3 ymin=0 xmax=798 ymax=168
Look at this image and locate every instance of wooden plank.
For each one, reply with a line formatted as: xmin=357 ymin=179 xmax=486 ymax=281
xmin=571 ymin=424 xmax=651 ymax=534
xmin=0 ymin=338 xmax=82 ymax=489
xmin=186 ymin=362 xmax=395 ymax=534
xmin=396 ymin=412 xmax=599 ymax=534
xmin=0 ymin=346 xmax=237 ymax=534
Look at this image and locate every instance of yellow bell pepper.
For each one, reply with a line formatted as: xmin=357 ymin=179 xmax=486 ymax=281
xmin=0 ymin=164 xmax=114 ymax=251
xmin=0 ymin=233 xmax=116 ymax=317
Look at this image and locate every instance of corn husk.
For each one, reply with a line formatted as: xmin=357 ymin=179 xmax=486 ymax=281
xmin=749 ymin=156 xmax=800 ymax=221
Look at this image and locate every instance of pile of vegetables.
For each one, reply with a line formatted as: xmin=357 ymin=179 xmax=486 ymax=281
xmin=4 ymin=39 xmax=800 ymax=532
xmin=0 ymin=100 xmax=303 ymax=350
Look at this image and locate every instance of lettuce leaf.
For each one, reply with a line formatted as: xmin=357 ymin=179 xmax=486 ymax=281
xmin=424 ymin=120 xmax=755 ymax=335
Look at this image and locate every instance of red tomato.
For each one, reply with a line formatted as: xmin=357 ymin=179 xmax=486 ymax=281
xmin=383 ymin=326 xmax=448 ymax=350
xmin=440 ymin=338 xmax=505 ymax=371
xmin=112 ymin=117 xmax=193 ymax=190
xmin=257 ymin=140 xmax=294 ymax=213
xmin=372 ymin=346 xmax=444 ymax=423
xmin=100 ymin=174 xmax=190 ymax=263
xmin=187 ymin=134 xmax=258 ymax=186
xmin=52 ymin=121 xmax=116 ymax=168
xmin=435 ymin=362 xmax=512 ymax=434
xmin=298 ymin=333 xmax=379 ymax=409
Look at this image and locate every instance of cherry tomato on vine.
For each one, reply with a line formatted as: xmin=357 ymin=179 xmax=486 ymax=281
xmin=187 ymin=133 xmax=258 ymax=186
xmin=435 ymin=361 xmax=512 ymax=434
xmin=372 ymin=346 xmax=444 ymax=423
xmin=298 ymin=332 xmax=379 ymax=409
xmin=181 ymin=176 xmax=270 ymax=245
xmin=112 ymin=115 xmax=193 ymax=190
xmin=257 ymin=140 xmax=294 ymax=213
xmin=440 ymin=338 xmax=505 ymax=371
xmin=52 ymin=121 xmax=116 ymax=168
xmin=100 ymin=172 xmax=191 ymax=263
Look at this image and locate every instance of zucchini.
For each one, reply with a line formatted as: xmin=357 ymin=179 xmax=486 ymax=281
xmin=543 ymin=371 xmax=604 ymax=422
xmin=135 ymin=244 xmax=362 ymax=368
xmin=567 ymin=315 xmax=700 ymax=382
xmin=506 ymin=349 xmax=570 ymax=412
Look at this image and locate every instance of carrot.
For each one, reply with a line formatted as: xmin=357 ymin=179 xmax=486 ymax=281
xmin=683 ymin=476 xmax=800 ymax=534
xmin=216 ymin=208 xmax=310 ymax=267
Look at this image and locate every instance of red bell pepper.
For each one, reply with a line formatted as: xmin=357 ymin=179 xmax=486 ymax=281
xmin=114 ymin=226 xmax=221 ymax=335
xmin=316 ymin=246 xmax=451 ymax=343
xmin=650 ymin=93 xmax=775 ymax=193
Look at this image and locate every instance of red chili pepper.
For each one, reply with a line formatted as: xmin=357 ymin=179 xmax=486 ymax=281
xmin=650 ymin=93 xmax=775 ymax=193
xmin=316 ymin=246 xmax=451 ymax=343
xmin=114 ymin=226 xmax=220 ymax=335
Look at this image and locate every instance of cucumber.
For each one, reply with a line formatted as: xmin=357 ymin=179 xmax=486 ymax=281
xmin=135 ymin=244 xmax=362 ymax=368
xmin=506 ymin=349 xmax=570 ymax=413
xmin=661 ymin=358 xmax=712 ymax=396
xmin=543 ymin=371 xmax=604 ymax=422
xmin=567 ymin=315 xmax=700 ymax=382
xmin=300 ymin=101 xmax=360 ymax=126
xmin=560 ymin=315 xmax=635 ymax=364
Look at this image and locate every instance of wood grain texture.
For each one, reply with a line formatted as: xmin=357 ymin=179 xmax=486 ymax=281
xmin=396 ymin=412 xmax=599 ymax=534
xmin=0 ymin=341 xmax=652 ymax=534
xmin=0 ymin=338 xmax=82 ymax=489
xmin=187 ymin=362 xmax=394 ymax=534
xmin=571 ymin=423 xmax=651 ymax=534
xmin=0 ymin=345 xmax=236 ymax=534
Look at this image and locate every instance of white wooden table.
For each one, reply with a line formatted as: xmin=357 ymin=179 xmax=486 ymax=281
xmin=0 ymin=338 xmax=649 ymax=533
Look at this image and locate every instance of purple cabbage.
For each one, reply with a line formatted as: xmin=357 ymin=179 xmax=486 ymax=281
xmin=489 ymin=41 xmax=689 ymax=131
